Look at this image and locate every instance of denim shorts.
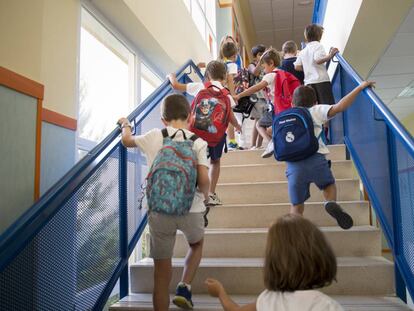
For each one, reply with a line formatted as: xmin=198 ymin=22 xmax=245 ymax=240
xmin=208 ymin=135 xmax=226 ymax=161
xmin=286 ymin=153 xmax=335 ymax=205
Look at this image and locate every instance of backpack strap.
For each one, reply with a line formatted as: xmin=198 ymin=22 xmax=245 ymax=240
xmin=161 ymin=128 xmax=169 ymax=138
xmin=190 ymin=134 xmax=199 ymax=142
xmin=170 ymin=129 xmax=188 ymax=140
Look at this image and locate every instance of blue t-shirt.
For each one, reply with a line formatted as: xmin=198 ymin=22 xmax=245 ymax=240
xmin=280 ymin=57 xmax=304 ymax=84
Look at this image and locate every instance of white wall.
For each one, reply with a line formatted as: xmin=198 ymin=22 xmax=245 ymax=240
xmin=0 ymin=0 xmax=81 ymax=118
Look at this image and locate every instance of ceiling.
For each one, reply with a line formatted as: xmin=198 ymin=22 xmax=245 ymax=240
xmin=368 ymin=6 xmax=414 ymax=119
xmin=247 ymin=0 xmax=314 ymax=50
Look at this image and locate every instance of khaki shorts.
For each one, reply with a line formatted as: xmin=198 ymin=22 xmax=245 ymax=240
xmin=148 ymin=211 xmax=204 ymax=259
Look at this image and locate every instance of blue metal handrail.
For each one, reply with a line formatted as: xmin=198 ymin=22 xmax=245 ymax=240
xmin=331 ymin=53 xmax=414 ymax=302
xmin=0 ymin=59 xmax=204 ymax=310
xmin=334 ymin=54 xmax=414 ymax=158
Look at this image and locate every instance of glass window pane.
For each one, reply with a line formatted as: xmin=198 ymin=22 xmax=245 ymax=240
xmin=192 ymin=1 xmax=206 ymax=41
xmin=79 ymin=9 xmax=135 ymax=143
xmin=205 ymin=0 xmax=216 ymax=37
xmin=141 ymin=62 xmax=162 ymax=101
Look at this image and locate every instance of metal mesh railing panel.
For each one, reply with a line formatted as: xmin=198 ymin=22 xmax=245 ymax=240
xmin=0 ymin=146 xmax=121 ymax=310
xmin=332 ymin=68 xmax=394 ymax=240
xmin=396 ymin=139 xmax=414 ymax=275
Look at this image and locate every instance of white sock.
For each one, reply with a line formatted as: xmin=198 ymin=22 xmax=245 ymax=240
xmin=178 ymin=281 xmax=191 ymax=291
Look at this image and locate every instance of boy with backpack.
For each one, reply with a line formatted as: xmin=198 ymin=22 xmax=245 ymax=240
xmin=234 ymin=48 xmax=301 ymax=158
xmin=118 ymin=94 xmax=210 ymax=310
xmin=273 ymin=82 xmax=374 ymax=229
xmin=168 ymin=60 xmax=242 ymax=206
xmin=280 ymin=40 xmax=304 ymax=84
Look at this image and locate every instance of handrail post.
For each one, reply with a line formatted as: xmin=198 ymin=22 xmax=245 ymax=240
xmin=119 ymin=144 xmax=129 ymax=299
xmin=387 ymin=129 xmax=407 ymax=302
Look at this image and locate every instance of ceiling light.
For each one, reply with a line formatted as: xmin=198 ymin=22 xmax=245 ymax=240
xmin=398 ymin=85 xmax=414 ymax=98
xmin=298 ymin=0 xmax=312 ymax=6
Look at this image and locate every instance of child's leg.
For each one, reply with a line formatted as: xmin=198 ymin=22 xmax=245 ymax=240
xmin=182 ymin=239 xmax=204 ymax=284
xmin=290 ymin=204 xmax=305 ymax=215
xmin=153 ymin=258 xmax=172 ymax=311
xmin=227 ymin=124 xmax=237 ymax=148
xmin=209 ymin=158 xmax=220 ymax=194
xmin=256 ymin=123 xmax=271 ymax=141
xmin=322 ymin=183 xmax=337 ymax=201
xmin=251 ymin=120 xmax=259 ymax=148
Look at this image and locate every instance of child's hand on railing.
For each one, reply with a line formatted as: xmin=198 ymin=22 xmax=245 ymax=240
xmin=360 ymin=81 xmax=376 ymax=90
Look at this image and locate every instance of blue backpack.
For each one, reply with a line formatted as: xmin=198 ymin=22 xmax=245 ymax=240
xmin=146 ymin=128 xmax=198 ymax=215
xmin=272 ymin=107 xmax=320 ymax=162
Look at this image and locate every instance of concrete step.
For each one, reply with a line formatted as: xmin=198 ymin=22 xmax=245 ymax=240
xmin=216 ymin=179 xmax=361 ymax=205
xmin=173 ymin=226 xmax=381 ymax=258
xmin=219 ymin=160 xmax=355 ymax=183
xmin=110 ymin=294 xmax=411 ymax=311
xmin=205 ymin=201 xmax=370 ymax=228
xmin=221 ymin=144 xmax=346 ymax=166
xmin=130 ymin=257 xmax=394 ymax=296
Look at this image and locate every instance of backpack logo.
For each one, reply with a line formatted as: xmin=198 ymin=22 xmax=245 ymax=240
xmin=195 ymin=98 xmax=219 ymax=133
xmin=286 ymin=131 xmax=295 ymax=143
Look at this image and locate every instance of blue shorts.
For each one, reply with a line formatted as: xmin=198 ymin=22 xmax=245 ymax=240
xmin=286 ymin=153 xmax=335 ymax=205
xmin=208 ymin=135 xmax=226 ymax=161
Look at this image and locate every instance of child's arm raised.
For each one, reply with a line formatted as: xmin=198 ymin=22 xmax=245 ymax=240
xmin=328 ymin=81 xmax=375 ymax=118
xmin=118 ymin=117 xmax=136 ymax=147
xmin=168 ymin=73 xmax=187 ymax=92
xmin=234 ymin=80 xmax=268 ymax=101
xmin=205 ymin=278 xmax=256 ymax=311
xmin=315 ymin=47 xmax=339 ymax=65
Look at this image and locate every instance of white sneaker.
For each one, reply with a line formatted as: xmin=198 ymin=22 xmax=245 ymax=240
xmin=261 ymin=141 xmax=274 ymax=158
xmin=207 ymin=193 xmax=222 ymax=206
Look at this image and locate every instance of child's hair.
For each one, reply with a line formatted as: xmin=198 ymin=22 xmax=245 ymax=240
xmin=261 ymin=48 xmax=281 ymax=67
xmin=205 ymin=60 xmax=227 ymax=81
xmin=161 ymin=94 xmax=190 ymax=121
xmin=292 ymin=86 xmax=317 ymax=108
xmin=282 ymin=40 xmax=298 ymax=55
xmin=252 ymin=44 xmax=266 ymax=58
xmin=221 ymin=41 xmax=238 ymax=59
xmin=264 ymin=214 xmax=336 ymax=292
xmin=304 ymin=24 xmax=324 ymax=42
xmin=219 ymin=35 xmax=238 ymax=59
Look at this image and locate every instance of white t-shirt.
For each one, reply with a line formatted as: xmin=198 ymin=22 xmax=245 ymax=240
xmin=226 ymin=61 xmax=238 ymax=75
xmin=186 ymin=80 xmax=237 ymax=108
xmin=134 ymin=126 xmax=208 ymax=213
xmin=262 ymin=71 xmax=277 ymax=102
xmin=309 ymin=104 xmax=332 ymax=154
xmin=294 ymin=41 xmax=330 ymax=85
xmin=256 ymin=290 xmax=344 ymax=311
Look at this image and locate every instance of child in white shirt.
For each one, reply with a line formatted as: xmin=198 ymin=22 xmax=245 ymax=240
xmin=205 ymin=214 xmax=344 ymax=311
xmin=294 ymin=24 xmax=338 ymax=105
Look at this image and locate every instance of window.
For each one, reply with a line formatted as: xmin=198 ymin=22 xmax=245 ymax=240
xmin=77 ymin=9 xmax=162 ymax=157
xmin=182 ymin=0 xmax=217 ymax=58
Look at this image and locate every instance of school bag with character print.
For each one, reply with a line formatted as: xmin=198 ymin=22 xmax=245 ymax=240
xmin=146 ymin=128 xmax=198 ymax=215
xmin=189 ymin=82 xmax=231 ymax=147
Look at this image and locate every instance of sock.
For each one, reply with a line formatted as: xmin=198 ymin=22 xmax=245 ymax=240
xmin=178 ymin=281 xmax=191 ymax=291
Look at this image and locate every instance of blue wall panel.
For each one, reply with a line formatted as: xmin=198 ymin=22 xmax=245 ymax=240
xmin=40 ymin=122 xmax=76 ymax=195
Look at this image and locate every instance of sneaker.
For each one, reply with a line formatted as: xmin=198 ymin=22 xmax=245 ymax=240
xmin=261 ymin=141 xmax=274 ymax=158
xmin=228 ymin=141 xmax=239 ymax=151
xmin=207 ymin=193 xmax=222 ymax=206
xmin=173 ymin=282 xmax=193 ymax=309
xmin=325 ymin=201 xmax=354 ymax=230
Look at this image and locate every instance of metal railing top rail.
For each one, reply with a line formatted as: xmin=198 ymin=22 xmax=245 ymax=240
xmin=0 ymin=59 xmax=204 ymax=272
xmin=334 ymin=53 xmax=414 ymax=158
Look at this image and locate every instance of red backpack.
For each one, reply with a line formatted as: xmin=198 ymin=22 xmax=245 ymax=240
xmin=189 ymin=82 xmax=231 ymax=147
xmin=272 ymin=70 xmax=301 ymax=115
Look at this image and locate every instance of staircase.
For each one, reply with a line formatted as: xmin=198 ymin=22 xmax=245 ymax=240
xmin=110 ymin=145 xmax=411 ymax=310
